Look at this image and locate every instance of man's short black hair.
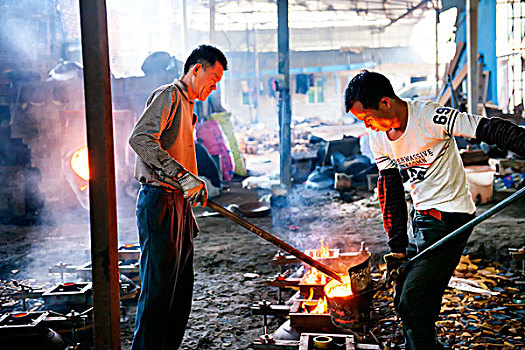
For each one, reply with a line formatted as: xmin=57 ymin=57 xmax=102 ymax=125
xmin=183 ymin=45 xmax=228 ymax=74
xmin=344 ymin=70 xmax=396 ymax=112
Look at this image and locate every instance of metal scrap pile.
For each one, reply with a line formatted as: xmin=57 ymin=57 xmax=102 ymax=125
xmin=0 ymin=279 xmax=50 ymax=316
xmin=371 ymin=255 xmax=524 ymax=348
xmin=236 ymin=117 xmax=326 ymax=155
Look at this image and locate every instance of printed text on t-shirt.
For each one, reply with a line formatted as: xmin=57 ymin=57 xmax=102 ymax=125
xmin=395 ymin=149 xmax=434 ymax=168
xmin=433 ymin=107 xmax=452 ymax=125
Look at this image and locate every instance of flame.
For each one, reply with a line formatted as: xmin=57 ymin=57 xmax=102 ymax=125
xmin=311 ymin=296 xmax=327 ymax=314
xmin=13 ymin=312 xmax=28 ymax=318
xmin=301 ymin=287 xmax=314 ymax=310
xmin=301 ymin=288 xmax=328 ymax=314
xmin=325 ymin=274 xmax=353 ymax=298
xmin=303 ymin=239 xmax=333 ymax=285
xmin=310 ymin=238 xmax=332 ymax=259
xmin=71 ymin=147 xmax=90 ymax=182
xmin=303 ymin=267 xmax=327 ymax=285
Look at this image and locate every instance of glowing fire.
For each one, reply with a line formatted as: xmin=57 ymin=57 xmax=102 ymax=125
xmin=303 ymin=239 xmax=333 ymax=285
xmin=303 ymin=267 xmax=327 ymax=285
xmin=311 ymin=296 xmax=327 ymax=314
xmin=310 ymin=238 xmax=332 ymax=259
xmin=325 ymin=274 xmax=353 ymax=298
xmin=301 ymin=288 xmax=328 ymax=314
xmin=70 ymin=147 xmax=89 ymax=190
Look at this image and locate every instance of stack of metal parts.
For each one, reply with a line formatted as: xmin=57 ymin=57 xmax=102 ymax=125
xmin=0 ymin=243 xmax=141 ymax=349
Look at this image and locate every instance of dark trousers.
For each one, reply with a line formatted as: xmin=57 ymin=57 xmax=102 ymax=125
xmin=131 ymin=185 xmax=197 ymax=350
xmin=395 ymin=209 xmax=475 ymax=350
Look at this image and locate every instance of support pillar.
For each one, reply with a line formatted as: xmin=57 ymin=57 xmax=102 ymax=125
xmin=277 ymin=0 xmax=291 ymax=189
xmin=466 ymin=0 xmax=479 ymax=114
xmin=78 ymin=1 xmax=121 ymax=348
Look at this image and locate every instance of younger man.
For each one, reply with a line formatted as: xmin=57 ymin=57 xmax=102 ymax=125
xmin=344 ymin=70 xmax=524 ymax=349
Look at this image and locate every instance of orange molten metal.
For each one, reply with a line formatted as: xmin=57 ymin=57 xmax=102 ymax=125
xmin=303 ymin=267 xmax=327 ymax=285
xmin=325 ymin=274 xmax=353 ymax=298
xmin=71 ymin=147 xmax=90 ymax=182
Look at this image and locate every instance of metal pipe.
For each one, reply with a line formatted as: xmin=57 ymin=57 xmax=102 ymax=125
xmin=435 ymin=3 xmax=440 ymax=99
xmin=406 ymin=187 xmax=525 ymax=269
xmin=383 ymin=0 xmax=429 ymax=29
xmin=210 ymin=0 xmax=216 ymax=44
xmin=466 ymin=0 xmax=479 ymax=114
xmin=207 ymin=200 xmax=344 ymax=283
xmin=180 ymin=0 xmax=188 ymax=54
xmin=253 ymin=25 xmax=261 ymax=124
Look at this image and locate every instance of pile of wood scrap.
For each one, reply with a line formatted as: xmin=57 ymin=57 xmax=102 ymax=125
xmin=439 ymin=255 xmax=524 ymax=349
xmin=371 ymin=255 xmax=524 ymax=348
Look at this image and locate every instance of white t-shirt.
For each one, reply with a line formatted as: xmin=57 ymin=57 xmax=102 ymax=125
xmin=369 ymin=100 xmax=484 ymax=214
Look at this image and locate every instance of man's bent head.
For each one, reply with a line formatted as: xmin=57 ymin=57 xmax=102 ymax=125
xmin=183 ymin=45 xmax=228 ymax=101
xmin=344 ymin=70 xmax=399 ymax=132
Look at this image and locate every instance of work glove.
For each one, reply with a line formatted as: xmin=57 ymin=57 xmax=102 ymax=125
xmin=383 ymin=252 xmax=408 ymax=283
xmin=177 ymin=171 xmax=208 ymax=207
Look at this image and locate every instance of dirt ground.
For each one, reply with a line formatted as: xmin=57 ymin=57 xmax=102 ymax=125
xmin=0 ymin=177 xmax=523 ymax=349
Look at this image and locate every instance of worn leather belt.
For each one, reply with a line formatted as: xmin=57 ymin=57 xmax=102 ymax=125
xmin=416 ymin=208 xmax=442 ymax=221
xmin=142 ymin=183 xmax=182 ymax=193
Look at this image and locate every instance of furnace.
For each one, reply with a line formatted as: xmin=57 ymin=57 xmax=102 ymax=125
xmin=253 ymin=241 xmax=380 ymax=349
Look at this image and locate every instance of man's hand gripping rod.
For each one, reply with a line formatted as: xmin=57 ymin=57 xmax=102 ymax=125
xmin=157 ymin=171 xmax=344 ymax=283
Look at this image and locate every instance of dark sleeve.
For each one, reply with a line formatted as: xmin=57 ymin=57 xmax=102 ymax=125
xmin=378 ymin=168 xmax=408 ymax=253
xmin=476 ymin=117 xmax=525 ymax=157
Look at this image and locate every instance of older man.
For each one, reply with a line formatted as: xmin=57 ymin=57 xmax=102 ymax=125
xmin=129 ymin=45 xmax=227 ymax=349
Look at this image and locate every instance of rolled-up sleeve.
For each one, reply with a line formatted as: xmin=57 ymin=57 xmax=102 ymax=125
xmin=129 ymin=88 xmax=184 ymax=178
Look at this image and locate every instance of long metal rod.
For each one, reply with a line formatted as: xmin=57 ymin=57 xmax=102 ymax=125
xmin=406 ymin=187 xmax=525 ymax=269
xmin=207 ymin=200 xmax=344 ymax=283
xmin=78 ymin=0 xmax=121 ymax=348
xmin=156 ymin=177 xmax=343 ymax=281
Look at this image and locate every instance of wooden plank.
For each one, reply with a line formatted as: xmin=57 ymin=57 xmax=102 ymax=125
xmin=436 ymin=42 xmax=465 ymax=104
xmin=438 ymin=63 xmax=468 ymax=106
xmin=78 ymin=0 xmax=121 ymax=349
xmin=253 ymin=340 xmax=299 ymax=350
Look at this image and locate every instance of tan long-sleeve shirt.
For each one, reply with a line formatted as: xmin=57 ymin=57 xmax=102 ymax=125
xmin=129 ymin=79 xmax=198 ymax=189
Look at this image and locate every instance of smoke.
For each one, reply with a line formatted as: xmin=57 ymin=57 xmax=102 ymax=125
xmin=269 ymin=184 xmax=385 ymax=259
xmin=0 ymin=0 xmax=143 ymax=285
xmin=0 ymin=1 xmax=57 ymax=73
